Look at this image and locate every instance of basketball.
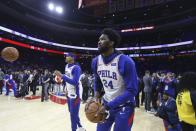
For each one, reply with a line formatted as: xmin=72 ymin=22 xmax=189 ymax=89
xmin=85 ymin=100 xmax=107 ymax=123
xmin=1 ymin=47 xmax=19 ymax=62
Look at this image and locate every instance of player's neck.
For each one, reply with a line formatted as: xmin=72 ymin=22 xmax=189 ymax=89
xmin=67 ymin=60 xmax=74 ymax=65
xmin=102 ymin=48 xmax=114 ymax=57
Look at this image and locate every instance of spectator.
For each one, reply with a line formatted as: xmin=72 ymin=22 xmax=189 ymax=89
xmin=0 ymin=68 xmax=4 ymax=94
xmin=80 ymin=72 xmax=89 ymax=103
xmin=176 ymin=72 xmax=196 ymax=131
xmin=41 ymin=69 xmax=50 ymax=102
xmin=156 ymin=91 xmax=181 ymax=131
xmin=143 ymin=70 xmax=153 ymax=112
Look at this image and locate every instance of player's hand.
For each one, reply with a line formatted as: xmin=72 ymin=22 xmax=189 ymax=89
xmin=94 ymin=91 xmax=101 ymax=103
xmin=54 ymin=70 xmax=62 ymax=77
xmin=98 ymin=105 xmax=106 ymax=115
xmin=95 ymin=105 xmax=105 ymax=117
xmin=96 ymin=105 xmax=109 ymax=123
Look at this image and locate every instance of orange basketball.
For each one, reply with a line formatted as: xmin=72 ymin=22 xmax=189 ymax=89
xmin=85 ymin=100 xmax=107 ymax=123
xmin=1 ymin=47 xmax=19 ymax=62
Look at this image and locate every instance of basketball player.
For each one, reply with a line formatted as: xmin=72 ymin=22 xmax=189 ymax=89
xmin=5 ymin=72 xmax=16 ymax=96
xmin=54 ymin=53 xmax=85 ymax=131
xmin=91 ymin=28 xmax=138 ymax=131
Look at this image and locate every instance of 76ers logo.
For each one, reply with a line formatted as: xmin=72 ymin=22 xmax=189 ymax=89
xmin=97 ymin=70 xmax=117 ymax=89
xmin=97 ymin=70 xmax=117 ymax=80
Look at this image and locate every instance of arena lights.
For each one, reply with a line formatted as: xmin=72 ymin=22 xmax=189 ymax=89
xmin=48 ymin=3 xmax=54 ymax=11
xmin=121 ymin=26 xmax=155 ymax=32
xmin=55 ymin=6 xmax=63 ymax=14
xmin=47 ymin=2 xmax=63 ymax=14
xmin=0 ymin=26 xmax=193 ymax=51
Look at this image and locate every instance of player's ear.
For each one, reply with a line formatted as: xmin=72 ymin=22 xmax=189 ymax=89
xmin=110 ymin=41 xmax=114 ymax=47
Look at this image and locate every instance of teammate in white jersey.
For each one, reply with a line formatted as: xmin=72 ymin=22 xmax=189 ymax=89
xmin=55 ymin=53 xmax=85 ymax=131
xmin=91 ymin=28 xmax=138 ymax=131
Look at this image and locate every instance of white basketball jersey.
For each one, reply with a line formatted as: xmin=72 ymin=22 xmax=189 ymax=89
xmin=97 ymin=54 xmax=125 ymax=102
xmin=65 ymin=64 xmax=77 ymax=98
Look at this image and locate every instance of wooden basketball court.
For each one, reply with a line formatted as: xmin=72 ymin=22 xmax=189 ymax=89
xmin=0 ymin=95 xmax=164 ymax=131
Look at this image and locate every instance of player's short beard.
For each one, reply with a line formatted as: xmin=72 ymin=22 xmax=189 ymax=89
xmin=98 ymin=46 xmax=110 ymax=54
xmin=98 ymin=43 xmax=113 ymax=54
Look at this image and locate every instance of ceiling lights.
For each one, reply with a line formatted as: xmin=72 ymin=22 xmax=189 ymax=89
xmin=48 ymin=2 xmax=63 ymax=14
